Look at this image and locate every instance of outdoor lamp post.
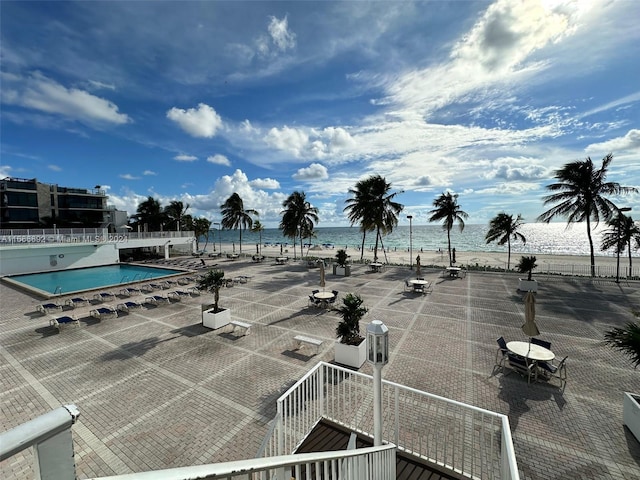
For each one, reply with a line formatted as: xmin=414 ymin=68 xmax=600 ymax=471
xmin=367 ymin=319 xmax=389 ymax=446
xmin=615 ymin=207 xmax=632 ymax=284
xmin=407 ymin=215 xmax=413 ymax=270
xmin=214 ymin=222 xmax=222 ymax=253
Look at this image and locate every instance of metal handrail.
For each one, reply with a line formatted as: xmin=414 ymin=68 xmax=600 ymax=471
xmin=273 ymin=362 xmax=520 ymax=480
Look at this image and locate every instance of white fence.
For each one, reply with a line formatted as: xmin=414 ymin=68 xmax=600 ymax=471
xmin=264 ymin=362 xmax=519 ymax=480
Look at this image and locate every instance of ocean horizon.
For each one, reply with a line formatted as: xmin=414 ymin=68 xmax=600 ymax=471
xmin=204 ymin=222 xmax=637 ymax=258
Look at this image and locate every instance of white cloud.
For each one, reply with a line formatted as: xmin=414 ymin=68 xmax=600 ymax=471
xmin=120 ymin=173 xmax=139 ymax=180
xmin=143 ymin=170 xmax=157 ymax=176
xmin=48 ymin=164 xmax=62 ymax=172
xmin=166 ymin=103 xmax=223 ymax=138
xmin=86 ymin=80 xmax=116 ymax=91
xmin=268 ymin=15 xmax=296 ymax=52
xmin=0 ymin=165 xmax=12 ymax=178
xmin=2 ymin=72 xmax=130 ymax=125
xmin=174 ymin=154 xmax=198 ymax=162
xmin=264 ymin=126 xmax=310 ymax=158
xmin=250 ymin=178 xmax=280 ymax=189
xmin=206 ymin=154 xmax=231 ymax=166
xmin=585 ymin=129 xmax=640 ymax=154
xmin=293 ymin=163 xmax=329 ymax=181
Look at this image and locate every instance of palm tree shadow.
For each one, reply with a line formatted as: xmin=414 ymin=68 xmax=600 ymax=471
xmin=101 ymin=336 xmax=178 ymax=361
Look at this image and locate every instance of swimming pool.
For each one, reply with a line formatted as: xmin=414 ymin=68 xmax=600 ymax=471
xmin=6 ymin=264 xmax=184 ymax=297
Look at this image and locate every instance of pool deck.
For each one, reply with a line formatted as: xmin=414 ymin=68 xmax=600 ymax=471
xmin=1 ymin=256 xmax=639 ymax=479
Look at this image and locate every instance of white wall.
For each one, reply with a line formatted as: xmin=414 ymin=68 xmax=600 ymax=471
xmin=0 ymin=244 xmax=119 ymax=276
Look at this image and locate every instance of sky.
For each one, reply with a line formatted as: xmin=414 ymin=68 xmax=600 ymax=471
xmin=1 ymin=0 xmax=639 ymax=228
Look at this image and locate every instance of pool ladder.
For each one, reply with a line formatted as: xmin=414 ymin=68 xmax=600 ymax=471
xmin=54 ymin=286 xmax=63 ymax=296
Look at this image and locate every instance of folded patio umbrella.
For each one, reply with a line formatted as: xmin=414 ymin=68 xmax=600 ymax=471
xmin=522 ymin=291 xmax=539 ymax=355
xmin=415 ymin=255 xmax=421 ymax=278
xmin=319 ymin=260 xmax=326 ymax=292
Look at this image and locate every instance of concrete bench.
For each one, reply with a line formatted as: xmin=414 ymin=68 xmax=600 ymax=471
xmin=230 ymin=320 xmax=251 ymax=336
xmin=294 ymin=335 xmax=323 ymax=355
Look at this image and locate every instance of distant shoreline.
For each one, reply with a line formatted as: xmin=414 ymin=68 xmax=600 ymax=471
xmin=201 ymin=241 xmax=631 ymax=271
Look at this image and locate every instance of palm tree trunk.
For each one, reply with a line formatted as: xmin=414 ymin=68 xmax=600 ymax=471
xmin=239 ymin=228 xmax=243 ymax=253
xmin=373 ymin=227 xmax=380 ymax=262
xmin=447 ymin=228 xmax=452 ymax=266
xmin=360 ymin=232 xmax=366 ymax=261
xmin=507 ymin=238 xmax=511 ymax=270
xmin=628 ymin=239 xmax=633 ymax=279
xmin=586 ymin=217 xmax=595 ymax=277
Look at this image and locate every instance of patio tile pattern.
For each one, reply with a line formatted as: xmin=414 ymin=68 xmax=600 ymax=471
xmin=1 ymin=258 xmax=639 ymax=479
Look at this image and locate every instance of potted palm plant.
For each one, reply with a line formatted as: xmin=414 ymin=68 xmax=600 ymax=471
xmin=605 ymin=316 xmax=640 ymax=441
xmin=333 ymin=249 xmax=351 ymax=276
xmin=516 ymin=255 xmax=538 ymax=292
xmin=334 ymin=293 xmax=368 ymax=368
xmin=198 ymin=269 xmax=231 ymax=329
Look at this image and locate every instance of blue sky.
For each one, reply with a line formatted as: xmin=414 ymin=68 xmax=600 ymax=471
xmin=2 ymin=0 xmax=639 ymax=228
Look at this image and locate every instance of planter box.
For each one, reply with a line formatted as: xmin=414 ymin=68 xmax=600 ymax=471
xmin=624 ymin=392 xmax=640 ymax=442
xmin=333 ymin=265 xmax=351 ymax=277
xmin=334 ymin=338 xmax=366 ymax=368
xmin=518 ymin=279 xmax=538 ymax=292
xmin=202 ymin=306 xmax=231 ymax=330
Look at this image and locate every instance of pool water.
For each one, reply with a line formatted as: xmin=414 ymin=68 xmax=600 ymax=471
xmin=9 ymin=264 xmax=183 ymax=296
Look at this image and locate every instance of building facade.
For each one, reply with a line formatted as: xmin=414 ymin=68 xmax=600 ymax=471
xmin=0 ymin=177 xmax=110 ymax=229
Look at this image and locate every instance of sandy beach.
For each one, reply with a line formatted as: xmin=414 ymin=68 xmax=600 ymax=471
xmin=208 ymin=241 xmax=627 ymax=271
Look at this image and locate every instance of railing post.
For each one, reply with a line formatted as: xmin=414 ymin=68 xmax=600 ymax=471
xmin=0 ymin=404 xmax=79 ymax=480
xmin=318 ymin=363 xmax=325 ymax=418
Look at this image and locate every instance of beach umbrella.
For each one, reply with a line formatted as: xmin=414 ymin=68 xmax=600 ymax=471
xmin=415 ymin=255 xmax=421 ymax=278
xmin=319 ymin=260 xmax=326 ymax=291
xmin=521 ymin=292 xmax=539 ymax=354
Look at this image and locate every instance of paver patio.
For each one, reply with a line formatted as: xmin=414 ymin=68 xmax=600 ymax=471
xmin=1 ymin=258 xmax=639 ymax=479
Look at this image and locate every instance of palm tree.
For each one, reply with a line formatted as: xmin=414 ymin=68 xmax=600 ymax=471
xmin=251 ymin=220 xmax=265 ymax=255
xmin=605 ymin=313 xmax=640 ymax=369
xmin=485 ymin=213 xmax=526 ymax=270
xmin=131 ymin=196 xmax=165 ymax=231
xmin=197 ymin=269 xmax=226 ymax=313
xmin=601 ymin=213 xmax=640 ymax=278
xmin=280 ymin=191 xmax=319 ymax=259
xmin=220 ymin=193 xmax=258 ymax=254
xmin=344 ymin=178 xmax=376 ymax=261
xmin=164 ymin=200 xmax=190 ymax=231
xmin=335 ymin=293 xmax=368 ymax=345
xmin=193 ymin=217 xmax=212 ymax=252
xmin=538 ymin=154 xmax=638 ymax=277
xmin=345 ymin=175 xmax=403 ymax=263
xmin=428 ymin=192 xmax=468 ymax=266
xmin=516 ymin=255 xmax=538 ymax=281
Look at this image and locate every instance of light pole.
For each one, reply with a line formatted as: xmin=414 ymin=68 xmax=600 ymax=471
xmin=214 ymin=222 xmax=221 ymax=254
xmin=615 ymin=207 xmax=632 ymax=283
xmin=407 ymin=215 xmax=413 ymax=270
xmin=366 ymin=320 xmax=389 ymax=446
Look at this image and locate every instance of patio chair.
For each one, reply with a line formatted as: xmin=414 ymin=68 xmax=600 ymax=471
xmin=36 ymin=303 xmax=63 ymax=315
xmin=168 ymin=290 xmax=191 ymax=301
xmin=404 ymin=279 xmax=412 ymax=292
xmin=93 ymin=292 xmax=116 ymax=303
xmin=308 ymin=295 xmax=321 ymax=308
xmin=50 ymin=315 xmax=79 ymax=330
xmin=506 ymin=352 xmax=537 ymax=384
xmin=90 ymin=306 xmax=118 ymax=320
xmin=186 ymin=286 xmax=200 ymax=295
xmin=120 ymin=287 xmax=142 ymax=297
xmin=117 ymin=301 xmax=144 ymax=313
xmin=531 ymin=338 xmax=551 ymax=350
xmin=64 ymin=297 xmax=90 ymax=309
xmin=495 ymin=337 xmax=509 ymax=371
xmin=538 ymin=355 xmax=568 ymax=389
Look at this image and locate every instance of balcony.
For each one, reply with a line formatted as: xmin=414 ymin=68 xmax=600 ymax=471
xmin=1 ymin=362 xmax=518 ymax=480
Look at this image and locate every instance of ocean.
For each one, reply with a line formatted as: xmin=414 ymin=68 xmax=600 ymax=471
xmin=204 ymin=222 xmax=635 ymax=258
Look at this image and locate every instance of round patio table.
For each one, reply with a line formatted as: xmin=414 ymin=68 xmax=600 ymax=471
xmin=506 ymin=341 xmax=554 ymax=361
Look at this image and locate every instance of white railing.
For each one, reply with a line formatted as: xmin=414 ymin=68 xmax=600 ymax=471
xmin=268 ymin=362 xmax=519 ymax=480
xmin=0 ymin=229 xmax=194 ymax=245
xmin=2 ymin=404 xmax=395 ymax=480
xmin=0 ymin=404 xmax=80 ymax=480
